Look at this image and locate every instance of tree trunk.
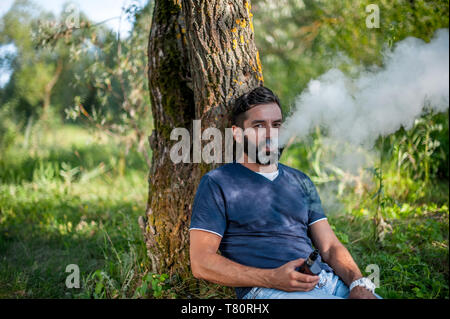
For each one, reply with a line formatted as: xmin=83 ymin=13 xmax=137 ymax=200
xmin=42 ymin=58 xmax=63 ymax=119
xmin=140 ymin=0 xmax=196 ymax=276
xmin=140 ymin=0 xmax=264 ymax=279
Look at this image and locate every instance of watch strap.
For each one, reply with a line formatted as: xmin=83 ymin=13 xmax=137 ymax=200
xmin=349 ymin=277 xmax=375 ymax=293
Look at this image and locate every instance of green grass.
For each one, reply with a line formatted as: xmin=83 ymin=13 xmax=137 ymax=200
xmin=0 ymin=123 xmax=448 ymax=299
xmin=0 ymin=124 xmax=150 ymax=298
xmin=328 ymin=204 xmax=449 ymax=299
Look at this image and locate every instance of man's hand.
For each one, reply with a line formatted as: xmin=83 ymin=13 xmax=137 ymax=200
xmin=269 ymin=258 xmax=320 ymax=292
xmin=348 ymin=286 xmax=378 ymax=299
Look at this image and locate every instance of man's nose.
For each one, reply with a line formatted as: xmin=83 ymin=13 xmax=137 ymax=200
xmin=265 ymin=126 xmax=279 ymax=139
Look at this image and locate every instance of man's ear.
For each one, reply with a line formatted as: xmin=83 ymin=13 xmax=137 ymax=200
xmin=232 ymin=125 xmax=243 ymax=144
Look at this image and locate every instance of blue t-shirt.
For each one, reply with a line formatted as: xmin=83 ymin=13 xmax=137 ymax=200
xmin=189 ymin=161 xmax=333 ymax=298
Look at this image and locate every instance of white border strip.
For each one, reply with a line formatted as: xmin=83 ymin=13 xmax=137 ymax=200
xmin=189 ymin=227 xmax=223 ymax=238
xmin=308 ymin=217 xmax=327 ymax=226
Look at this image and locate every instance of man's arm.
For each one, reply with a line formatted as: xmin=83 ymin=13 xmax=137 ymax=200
xmin=309 ymin=219 xmax=377 ymax=299
xmin=190 ymin=229 xmax=320 ymax=292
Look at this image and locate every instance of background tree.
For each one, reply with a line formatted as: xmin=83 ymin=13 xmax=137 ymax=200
xmin=0 ymin=0 xmax=70 ymax=121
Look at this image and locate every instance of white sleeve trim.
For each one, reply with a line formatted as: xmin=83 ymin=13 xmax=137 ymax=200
xmin=308 ymin=217 xmax=327 ymax=226
xmin=189 ymin=227 xmax=223 ymax=238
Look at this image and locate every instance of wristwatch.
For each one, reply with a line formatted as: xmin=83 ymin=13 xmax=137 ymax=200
xmin=349 ymin=277 xmax=376 ymax=294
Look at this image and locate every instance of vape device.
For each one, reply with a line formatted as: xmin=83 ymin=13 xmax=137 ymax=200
xmin=296 ymin=249 xmax=322 ymax=275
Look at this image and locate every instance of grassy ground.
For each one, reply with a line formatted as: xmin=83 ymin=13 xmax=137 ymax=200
xmin=0 ymin=124 xmax=448 ymax=298
xmin=0 ymin=124 xmax=150 ymax=298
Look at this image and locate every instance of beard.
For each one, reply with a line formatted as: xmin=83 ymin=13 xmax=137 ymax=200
xmin=242 ymin=135 xmax=285 ymax=165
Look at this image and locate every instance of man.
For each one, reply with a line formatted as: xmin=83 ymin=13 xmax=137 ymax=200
xmin=189 ymin=86 xmax=380 ymax=299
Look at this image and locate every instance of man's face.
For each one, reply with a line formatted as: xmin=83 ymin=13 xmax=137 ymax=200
xmin=233 ymin=103 xmax=284 ymax=165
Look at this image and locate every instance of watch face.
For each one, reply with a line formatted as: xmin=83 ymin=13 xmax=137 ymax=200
xmin=361 ymin=278 xmax=375 ymax=291
xmin=363 ymin=278 xmax=375 ymax=288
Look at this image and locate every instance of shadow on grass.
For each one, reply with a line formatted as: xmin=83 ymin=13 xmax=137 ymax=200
xmin=0 ymin=196 xmax=148 ymax=298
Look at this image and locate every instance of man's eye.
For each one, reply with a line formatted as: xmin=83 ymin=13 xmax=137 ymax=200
xmin=255 ymin=124 xmax=264 ymax=128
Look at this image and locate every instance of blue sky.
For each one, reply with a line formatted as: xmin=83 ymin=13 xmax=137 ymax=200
xmin=0 ymin=0 xmax=149 ymax=86
xmin=1 ymin=0 xmax=147 ymax=35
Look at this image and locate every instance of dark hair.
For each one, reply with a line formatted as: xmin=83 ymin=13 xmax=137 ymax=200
xmin=231 ymin=86 xmax=282 ymax=128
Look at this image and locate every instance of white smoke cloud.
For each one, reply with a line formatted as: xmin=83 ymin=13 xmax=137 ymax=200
xmin=280 ymin=28 xmax=449 ymax=148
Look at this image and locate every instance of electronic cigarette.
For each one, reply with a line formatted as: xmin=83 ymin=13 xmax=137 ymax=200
xmin=296 ymin=249 xmax=322 ymax=275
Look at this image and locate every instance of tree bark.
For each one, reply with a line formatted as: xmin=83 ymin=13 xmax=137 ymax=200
xmin=140 ymin=0 xmax=196 ymax=276
xmin=182 ymin=0 xmax=264 ymax=124
xmin=141 ymin=0 xmax=264 ymax=279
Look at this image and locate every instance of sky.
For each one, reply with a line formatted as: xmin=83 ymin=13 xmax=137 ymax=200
xmin=0 ymin=0 xmax=148 ymax=87
xmin=0 ymin=0 xmax=146 ymax=35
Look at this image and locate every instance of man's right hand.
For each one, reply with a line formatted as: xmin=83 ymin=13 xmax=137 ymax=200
xmin=268 ymin=258 xmax=320 ymax=292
